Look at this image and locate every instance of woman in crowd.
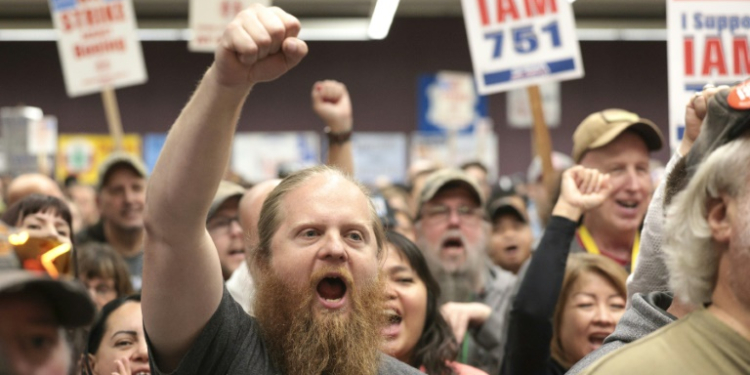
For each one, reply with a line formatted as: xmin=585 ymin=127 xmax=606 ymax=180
xmin=84 ymin=295 xmax=149 ymax=375
xmin=77 ymin=242 xmax=133 ymax=310
xmin=502 ymin=166 xmax=629 ymax=375
xmin=2 ymin=193 xmax=73 ymax=244
xmin=2 ymin=193 xmax=75 ymax=276
xmin=381 ymin=230 xmax=487 ymax=375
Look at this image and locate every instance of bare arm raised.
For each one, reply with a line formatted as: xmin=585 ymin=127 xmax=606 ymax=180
xmin=141 ymin=5 xmax=307 ymax=371
xmin=312 ymin=80 xmax=354 ymax=175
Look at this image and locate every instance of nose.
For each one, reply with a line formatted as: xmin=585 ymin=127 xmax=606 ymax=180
xmin=447 ymin=208 xmax=461 ymax=227
xmin=317 ymin=232 xmax=348 ymax=263
xmin=592 ymin=304 xmax=616 ymax=326
xmin=229 ymin=219 xmax=243 ymax=237
xmin=385 ymin=282 xmax=397 ymax=300
xmin=622 ymin=167 xmax=643 ymax=192
xmin=131 ymin=338 xmax=149 ymax=363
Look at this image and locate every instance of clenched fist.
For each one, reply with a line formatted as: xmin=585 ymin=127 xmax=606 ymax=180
xmin=213 ymin=4 xmax=308 ymax=89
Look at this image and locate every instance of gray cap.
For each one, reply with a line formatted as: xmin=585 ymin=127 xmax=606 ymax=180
xmin=0 ymin=270 xmax=96 ymax=328
xmin=416 ymin=168 xmax=485 ymax=220
xmin=97 ymin=152 xmax=148 ymax=191
xmin=208 ymin=181 xmax=245 ymax=220
xmin=488 ymin=195 xmax=529 ymax=223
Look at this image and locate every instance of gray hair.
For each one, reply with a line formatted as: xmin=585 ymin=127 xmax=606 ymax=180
xmin=665 ymin=134 xmax=750 ymax=305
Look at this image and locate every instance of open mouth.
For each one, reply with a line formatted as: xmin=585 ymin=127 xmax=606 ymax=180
xmin=317 ymin=276 xmax=347 ymax=302
xmin=385 ymin=309 xmax=402 ymax=325
xmin=132 ymin=370 xmax=150 ymax=375
xmin=615 ymin=200 xmax=638 ymax=209
xmin=228 ymin=248 xmax=245 ymax=256
xmin=382 ymin=307 xmax=402 ymax=338
xmin=588 ymin=332 xmax=609 ymax=348
xmin=442 ymin=237 xmax=464 ymax=249
xmin=504 ymin=245 xmax=519 ymax=254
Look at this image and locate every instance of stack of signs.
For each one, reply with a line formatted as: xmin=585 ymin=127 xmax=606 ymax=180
xmin=0 ymin=107 xmax=57 ymax=176
xmin=48 ymin=0 xmax=147 ymax=97
xmin=189 ymin=0 xmax=271 ymax=52
xmin=667 ymin=0 xmax=750 ymax=149
xmin=460 ymin=0 xmax=583 ymax=95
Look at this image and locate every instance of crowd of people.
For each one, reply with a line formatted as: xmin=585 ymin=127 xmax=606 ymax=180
xmin=1 ymin=4 xmax=749 ymax=375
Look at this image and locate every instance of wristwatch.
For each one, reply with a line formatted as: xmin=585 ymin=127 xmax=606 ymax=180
xmin=324 ymin=126 xmax=352 ymax=145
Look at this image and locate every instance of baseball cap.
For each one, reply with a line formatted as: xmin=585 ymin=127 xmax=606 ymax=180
xmin=572 ymin=109 xmax=665 ymax=163
xmin=0 ymin=270 xmax=96 ymax=328
xmin=208 ymin=181 xmax=245 ymax=220
xmin=488 ymin=195 xmax=529 ymax=224
xmin=415 ymin=169 xmax=485 ymax=220
xmin=97 ymin=152 xmax=148 ymax=191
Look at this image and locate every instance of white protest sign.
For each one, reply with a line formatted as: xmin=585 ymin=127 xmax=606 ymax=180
xmin=232 ymin=132 xmax=319 ymax=184
xmin=350 ymin=132 xmax=408 ymax=185
xmin=49 ymin=0 xmax=147 ymax=97
xmin=507 ymin=81 xmax=560 ymax=128
xmin=189 ymin=0 xmax=271 ymax=52
xmin=28 ymin=116 xmax=58 ymax=155
xmin=667 ymin=0 xmax=750 ymax=149
xmin=460 ymin=0 xmax=584 ymax=94
xmin=410 ymin=130 xmax=499 ymax=181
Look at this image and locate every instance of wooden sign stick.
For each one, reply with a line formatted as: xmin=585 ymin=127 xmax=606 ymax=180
xmin=101 ymin=86 xmax=124 ymax=151
xmin=527 ymin=85 xmax=555 ymax=196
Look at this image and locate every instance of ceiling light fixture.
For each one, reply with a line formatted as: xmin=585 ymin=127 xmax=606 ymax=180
xmin=368 ymin=0 xmax=401 ymax=40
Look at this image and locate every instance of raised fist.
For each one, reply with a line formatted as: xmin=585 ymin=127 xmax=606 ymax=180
xmin=213 ymin=4 xmax=308 ymax=88
xmin=559 ymin=166 xmax=612 ymax=213
xmin=311 ymin=80 xmax=353 ymax=132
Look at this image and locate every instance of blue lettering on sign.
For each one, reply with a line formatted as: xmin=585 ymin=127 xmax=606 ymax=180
xmin=693 ymin=13 xmax=750 ymax=35
xmin=483 ymin=58 xmax=575 ymax=85
xmin=484 ymin=20 xmax=561 ymax=60
xmin=50 ymin=0 xmax=77 ymax=12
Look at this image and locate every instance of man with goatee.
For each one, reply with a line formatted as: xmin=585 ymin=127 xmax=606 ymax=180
xmin=141 ymin=5 xmax=422 ymax=375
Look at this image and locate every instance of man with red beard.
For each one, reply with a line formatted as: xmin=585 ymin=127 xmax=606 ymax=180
xmin=570 ymin=110 xmax=664 ymax=272
xmin=414 ymin=168 xmax=517 ymax=374
xmin=141 ymin=5 xmax=422 ymax=375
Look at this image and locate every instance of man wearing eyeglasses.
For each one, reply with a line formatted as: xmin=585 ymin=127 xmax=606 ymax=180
xmin=207 ymin=180 xmax=246 ymax=281
xmin=571 ymin=109 xmax=664 ymax=272
xmin=414 ymin=169 xmax=516 ymax=374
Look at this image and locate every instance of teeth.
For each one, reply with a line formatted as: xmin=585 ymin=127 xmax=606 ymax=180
xmin=325 ymin=298 xmax=342 ymax=302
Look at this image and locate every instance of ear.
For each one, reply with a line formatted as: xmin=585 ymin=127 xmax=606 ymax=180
xmin=85 ymin=353 xmax=98 ymax=375
xmin=707 ymin=196 xmax=731 ymax=244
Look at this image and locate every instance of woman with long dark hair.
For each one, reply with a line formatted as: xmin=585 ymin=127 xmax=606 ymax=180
xmin=85 ymin=294 xmax=149 ymax=375
xmin=381 ymin=231 xmax=487 ymax=375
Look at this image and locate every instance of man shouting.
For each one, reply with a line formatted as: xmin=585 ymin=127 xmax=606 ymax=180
xmin=141 ymin=5 xmax=422 ymax=375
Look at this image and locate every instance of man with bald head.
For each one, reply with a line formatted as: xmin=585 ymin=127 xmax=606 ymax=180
xmin=6 ymin=173 xmax=64 ymax=206
xmin=226 ymin=178 xmax=280 ymax=312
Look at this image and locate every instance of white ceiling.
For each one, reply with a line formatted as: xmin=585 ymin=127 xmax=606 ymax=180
xmin=0 ymin=0 xmax=667 ymax=29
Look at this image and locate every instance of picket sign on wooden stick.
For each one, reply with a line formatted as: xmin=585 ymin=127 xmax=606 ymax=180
xmin=527 ymin=85 xmax=555 ymax=195
xmin=101 ymin=86 xmax=125 ymax=151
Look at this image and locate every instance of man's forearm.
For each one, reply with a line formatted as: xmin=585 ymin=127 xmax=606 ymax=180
xmin=146 ymin=66 xmax=252 ymax=235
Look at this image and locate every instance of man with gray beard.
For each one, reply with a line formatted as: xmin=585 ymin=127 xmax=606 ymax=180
xmin=141 ymin=5 xmax=422 ymax=375
xmin=414 ymin=169 xmax=516 ymax=374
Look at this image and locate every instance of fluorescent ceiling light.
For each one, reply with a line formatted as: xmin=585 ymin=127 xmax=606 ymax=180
xmin=368 ymin=0 xmax=401 ymax=40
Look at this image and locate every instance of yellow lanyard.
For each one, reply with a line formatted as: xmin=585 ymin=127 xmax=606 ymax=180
xmin=577 ymin=225 xmax=640 ymax=267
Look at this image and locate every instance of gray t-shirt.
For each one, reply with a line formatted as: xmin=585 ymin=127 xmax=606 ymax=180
xmin=123 ymin=251 xmax=143 ymax=291
xmin=146 ymin=288 xmax=424 ymax=375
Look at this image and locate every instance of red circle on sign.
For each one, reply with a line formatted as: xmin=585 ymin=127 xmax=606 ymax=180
xmin=728 ymin=81 xmax=750 ymax=110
